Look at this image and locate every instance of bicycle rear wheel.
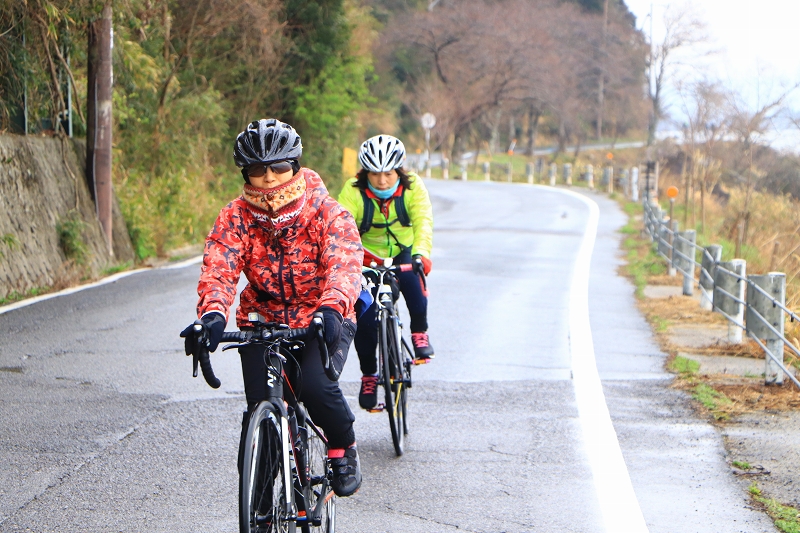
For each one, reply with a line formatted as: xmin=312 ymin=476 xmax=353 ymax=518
xmin=302 ymin=421 xmax=335 ymax=533
xmin=380 ymin=309 xmax=407 ymax=456
xmin=240 ymin=402 xmax=296 ymax=533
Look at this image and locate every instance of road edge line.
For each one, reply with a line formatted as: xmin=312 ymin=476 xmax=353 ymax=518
xmin=553 ymin=186 xmax=650 ymax=533
xmin=0 ymin=255 xmax=203 ymax=316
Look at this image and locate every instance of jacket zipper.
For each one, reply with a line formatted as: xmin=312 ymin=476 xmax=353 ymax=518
xmin=276 ymin=241 xmax=290 ymax=324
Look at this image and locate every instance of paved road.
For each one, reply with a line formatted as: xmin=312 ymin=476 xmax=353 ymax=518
xmin=0 ymin=180 xmax=776 ymax=532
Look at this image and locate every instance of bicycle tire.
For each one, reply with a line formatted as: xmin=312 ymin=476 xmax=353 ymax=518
xmin=302 ymin=423 xmax=335 ymax=533
xmin=380 ymin=309 xmax=405 ymax=456
xmin=240 ymin=402 xmax=296 ymax=533
xmin=400 ymin=337 xmax=414 ymax=436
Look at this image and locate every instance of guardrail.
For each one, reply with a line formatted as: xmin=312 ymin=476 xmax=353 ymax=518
xmin=642 ymin=200 xmax=800 ymax=389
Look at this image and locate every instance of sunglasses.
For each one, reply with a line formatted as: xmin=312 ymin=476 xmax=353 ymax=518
xmin=247 ymin=160 xmax=294 ymax=177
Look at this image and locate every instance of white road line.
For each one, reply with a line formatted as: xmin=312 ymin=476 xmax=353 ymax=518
xmin=551 ymin=186 xmax=650 ymax=533
xmin=0 ymin=255 xmax=203 ymax=316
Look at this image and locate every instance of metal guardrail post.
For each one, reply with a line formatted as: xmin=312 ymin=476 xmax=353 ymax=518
xmin=483 ymin=161 xmax=490 ymax=181
xmin=619 ymin=168 xmax=629 ymax=197
xmin=714 ymin=260 xmax=746 ymax=344
xmin=631 ymin=167 xmax=639 ymax=201
xmin=563 ymin=163 xmax=572 ymax=186
xmin=676 ymin=230 xmax=696 ymax=296
xmin=747 ymin=273 xmax=787 ymax=384
xmin=668 ymin=220 xmax=679 ymax=276
xmin=699 ymin=245 xmax=722 ymax=310
xmin=657 ymin=217 xmax=670 ymax=257
xmin=549 ymin=163 xmax=557 ymax=186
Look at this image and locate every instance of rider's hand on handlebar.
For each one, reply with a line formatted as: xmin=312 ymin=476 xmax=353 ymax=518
xmin=412 ymin=254 xmax=432 ymax=276
xmin=315 ymin=306 xmax=343 ymax=356
xmin=179 ymin=311 xmax=226 ymax=354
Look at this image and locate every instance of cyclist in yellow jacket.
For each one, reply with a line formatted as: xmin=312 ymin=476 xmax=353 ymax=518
xmin=338 ymin=134 xmax=435 ymax=410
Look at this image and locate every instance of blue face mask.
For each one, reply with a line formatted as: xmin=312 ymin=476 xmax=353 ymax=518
xmin=368 ymin=180 xmax=400 ymax=199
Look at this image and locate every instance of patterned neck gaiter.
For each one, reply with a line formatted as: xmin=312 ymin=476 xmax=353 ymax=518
xmin=242 ymin=173 xmax=307 ymax=231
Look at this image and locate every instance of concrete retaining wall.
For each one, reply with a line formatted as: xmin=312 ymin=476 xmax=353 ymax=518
xmin=0 ymin=134 xmax=135 ymax=299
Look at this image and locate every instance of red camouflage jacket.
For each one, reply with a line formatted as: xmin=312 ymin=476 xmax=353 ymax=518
xmin=196 ymin=169 xmax=364 ymax=327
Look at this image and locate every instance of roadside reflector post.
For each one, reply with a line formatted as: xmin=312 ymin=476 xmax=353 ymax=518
xmin=549 ymin=163 xmax=557 ymax=186
xmin=586 ymin=164 xmax=594 ymax=189
xmin=526 ymin=162 xmax=534 ymax=184
xmin=563 ymin=163 xmax=572 ymax=186
xmin=483 ymin=161 xmax=490 ymax=182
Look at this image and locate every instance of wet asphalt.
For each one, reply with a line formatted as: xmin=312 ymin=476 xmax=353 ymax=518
xmin=0 ymin=180 xmax=777 ymax=532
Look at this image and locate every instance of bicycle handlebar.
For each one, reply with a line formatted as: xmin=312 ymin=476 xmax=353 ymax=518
xmin=364 ymin=259 xmax=427 ymax=293
xmin=188 ymin=320 xmax=339 ymax=389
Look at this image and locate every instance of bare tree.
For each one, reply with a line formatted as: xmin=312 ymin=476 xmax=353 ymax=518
xmin=646 ymin=3 xmax=709 ymax=146
xmin=676 ymin=79 xmax=729 ymax=233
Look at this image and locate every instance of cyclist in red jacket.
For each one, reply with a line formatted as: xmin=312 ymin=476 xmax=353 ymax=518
xmin=181 ymin=119 xmax=363 ymax=497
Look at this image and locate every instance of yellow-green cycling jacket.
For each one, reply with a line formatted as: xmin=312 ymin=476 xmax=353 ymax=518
xmin=337 ymin=173 xmax=433 ymax=259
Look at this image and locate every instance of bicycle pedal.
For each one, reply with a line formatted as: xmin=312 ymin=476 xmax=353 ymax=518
xmin=412 ymin=358 xmax=432 ymax=365
xmin=368 ymin=404 xmax=385 ymax=413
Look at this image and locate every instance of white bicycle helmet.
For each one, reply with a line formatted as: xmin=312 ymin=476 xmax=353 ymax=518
xmin=358 ymin=134 xmax=406 ymax=173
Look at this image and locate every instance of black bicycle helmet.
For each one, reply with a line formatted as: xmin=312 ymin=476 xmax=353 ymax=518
xmin=233 ymin=118 xmax=303 ymax=169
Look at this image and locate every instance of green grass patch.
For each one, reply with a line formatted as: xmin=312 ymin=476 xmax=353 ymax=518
xmin=733 ymin=461 xmax=752 ymax=470
xmin=624 ymin=246 xmax=666 ymax=299
xmin=102 ymin=261 xmax=133 ymax=276
xmin=669 ymin=355 xmax=700 ymax=375
xmin=750 ymin=483 xmax=800 ymax=533
xmin=0 ymin=233 xmax=19 ymax=259
xmin=0 ymin=286 xmax=53 ymax=306
xmin=653 ymin=316 xmax=670 ymax=332
xmin=56 ymin=212 xmax=88 ymax=265
xmin=692 ymin=383 xmax=732 ymax=419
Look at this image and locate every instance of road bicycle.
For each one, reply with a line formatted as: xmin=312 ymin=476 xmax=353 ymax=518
xmin=187 ymin=312 xmax=337 ymax=533
xmin=362 ymin=259 xmax=426 ymax=456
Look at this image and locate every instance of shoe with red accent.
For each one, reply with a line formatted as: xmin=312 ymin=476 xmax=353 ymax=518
xmin=359 ymin=374 xmax=379 ymax=410
xmin=329 ymin=445 xmax=362 ymax=497
xmin=411 ymin=332 xmax=434 ymax=360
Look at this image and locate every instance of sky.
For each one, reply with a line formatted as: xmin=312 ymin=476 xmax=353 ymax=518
xmin=623 ymin=0 xmax=800 ymax=145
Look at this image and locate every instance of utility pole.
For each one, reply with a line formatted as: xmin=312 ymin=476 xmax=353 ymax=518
xmin=87 ymin=2 xmax=114 ymax=255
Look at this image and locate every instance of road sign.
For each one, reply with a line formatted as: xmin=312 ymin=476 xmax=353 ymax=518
xmin=421 ymin=112 xmax=436 ymax=130
xmin=666 ymin=186 xmax=679 ymax=199
xmin=342 ymin=147 xmax=357 ymax=178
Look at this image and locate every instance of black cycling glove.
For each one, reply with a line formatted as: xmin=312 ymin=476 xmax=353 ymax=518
xmin=316 ymin=306 xmax=343 ymax=356
xmin=180 ymin=312 xmax=226 ymax=354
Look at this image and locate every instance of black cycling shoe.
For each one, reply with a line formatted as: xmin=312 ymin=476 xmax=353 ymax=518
xmin=359 ymin=375 xmax=379 ymax=410
xmin=411 ymin=332 xmax=434 ymax=360
xmin=329 ymin=446 xmax=362 ymax=497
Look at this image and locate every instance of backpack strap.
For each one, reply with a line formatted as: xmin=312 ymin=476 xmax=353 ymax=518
xmin=394 ymin=190 xmax=411 ymax=227
xmin=358 ymin=189 xmax=374 ymax=235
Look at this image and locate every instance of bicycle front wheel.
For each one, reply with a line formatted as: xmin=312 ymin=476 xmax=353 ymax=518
xmin=240 ymin=402 xmax=296 ymax=533
xmin=302 ymin=421 xmax=335 ymax=533
xmin=380 ymin=309 xmax=406 ymax=456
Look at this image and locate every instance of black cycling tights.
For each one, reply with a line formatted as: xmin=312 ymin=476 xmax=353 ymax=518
xmin=237 ymin=321 xmax=357 ymax=472
xmin=355 ymin=249 xmax=428 ymax=376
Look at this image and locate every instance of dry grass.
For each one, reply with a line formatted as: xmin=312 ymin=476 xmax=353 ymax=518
xmin=620 ymin=196 xmax=800 ymax=419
